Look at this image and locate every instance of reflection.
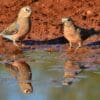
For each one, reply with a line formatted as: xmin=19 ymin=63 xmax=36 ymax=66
xmin=63 ymin=60 xmax=82 ymax=86
xmin=5 ymin=59 xmax=33 ymax=94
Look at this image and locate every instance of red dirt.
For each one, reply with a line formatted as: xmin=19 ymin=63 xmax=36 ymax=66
xmin=0 ymin=0 xmax=99 ymax=54
xmin=0 ymin=36 xmax=22 ymax=55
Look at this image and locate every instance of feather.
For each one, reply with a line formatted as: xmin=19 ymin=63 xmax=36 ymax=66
xmin=1 ymin=34 xmax=13 ymax=40
xmin=0 ymin=22 xmax=19 ymax=35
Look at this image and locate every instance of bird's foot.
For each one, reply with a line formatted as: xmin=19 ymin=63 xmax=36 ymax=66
xmin=74 ymin=46 xmax=81 ymax=54
xmin=13 ymin=42 xmax=19 ymax=47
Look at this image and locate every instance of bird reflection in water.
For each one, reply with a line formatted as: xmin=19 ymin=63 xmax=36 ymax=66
xmin=63 ymin=60 xmax=82 ymax=86
xmin=5 ymin=59 xmax=33 ymax=94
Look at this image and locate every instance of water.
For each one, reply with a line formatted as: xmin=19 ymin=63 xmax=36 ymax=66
xmin=0 ymin=45 xmax=100 ymax=100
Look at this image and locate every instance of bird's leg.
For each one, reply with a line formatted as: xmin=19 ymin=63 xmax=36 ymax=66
xmin=78 ymin=41 xmax=82 ymax=48
xmin=13 ymin=40 xmax=18 ymax=46
xmin=69 ymin=41 xmax=72 ymax=49
xmin=20 ymin=40 xmax=26 ymax=47
xmin=74 ymin=41 xmax=82 ymax=53
xmin=12 ymin=34 xmax=20 ymax=46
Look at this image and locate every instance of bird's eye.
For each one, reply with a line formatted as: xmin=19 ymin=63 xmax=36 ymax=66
xmin=67 ymin=18 xmax=71 ymax=21
xmin=23 ymin=8 xmax=30 ymax=13
xmin=26 ymin=8 xmax=30 ymax=12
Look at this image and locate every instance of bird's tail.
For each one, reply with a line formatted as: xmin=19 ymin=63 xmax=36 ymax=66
xmin=0 ymin=34 xmax=13 ymax=40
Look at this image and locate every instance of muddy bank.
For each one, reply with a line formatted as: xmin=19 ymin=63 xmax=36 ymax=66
xmin=0 ymin=36 xmax=22 ymax=55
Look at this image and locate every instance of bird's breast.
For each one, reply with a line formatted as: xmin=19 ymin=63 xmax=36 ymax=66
xmin=64 ymin=27 xmax=75 ymax=35
xmin=17 ymin=18 xmax=30 ymax=33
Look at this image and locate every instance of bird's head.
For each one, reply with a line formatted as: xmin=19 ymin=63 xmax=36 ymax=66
xmin=18 ymin=6 xmax=32 ymax=18
xmin=62 ymin=17 xmax=73 ymax=26
xmin=19 ymin=82 xmax=33 ymax=94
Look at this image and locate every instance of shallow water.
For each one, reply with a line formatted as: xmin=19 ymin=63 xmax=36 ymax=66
xmin=0 ymin=45 xmax=100 ymax=100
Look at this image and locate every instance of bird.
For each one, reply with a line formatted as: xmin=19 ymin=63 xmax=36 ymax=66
xmin=0 ymin=6 xmax=32 ymax=46
xmin=6 ymin=59 xmax=33 ymax=94
xmin=62 ymin=17 xmax=82 ymax=50
xmin=62 ymin=60 xmax=81 ymax=86
xmin=64 ymin=60 xmax=81 ymax=78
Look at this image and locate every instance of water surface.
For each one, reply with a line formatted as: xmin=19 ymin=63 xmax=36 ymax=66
xmin=0 ymin=45 xmax=100 ymax=100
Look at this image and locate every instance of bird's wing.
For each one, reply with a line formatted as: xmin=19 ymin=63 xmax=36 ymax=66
xmin=1 ymin=34 xmax=13 ymax=40
xmin=0 ymin=21 xmax=19 ymax=35
xmin=6 ymin=64 xmax=19 ymax=78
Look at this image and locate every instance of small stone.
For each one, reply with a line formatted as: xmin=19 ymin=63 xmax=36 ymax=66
xmin=86 ymin=10 xmax=93 ymax=15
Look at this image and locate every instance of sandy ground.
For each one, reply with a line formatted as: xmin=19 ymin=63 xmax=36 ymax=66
xmin=0 ymin=0 xmax=99 ymax=55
